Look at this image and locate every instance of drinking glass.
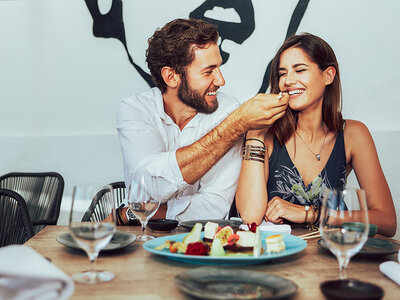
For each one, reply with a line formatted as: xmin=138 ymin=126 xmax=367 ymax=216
xmin=127 ymin=173 xmax=160 ymax=241
xmin=320 ymin=188 xmax=369 ymax=280
xmin=69 ymin=184 xmax=116 ymax=284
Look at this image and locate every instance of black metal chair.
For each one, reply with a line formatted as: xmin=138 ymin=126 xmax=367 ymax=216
xmin=82 ymin=181 xmax=129 ymax=222
xmin=0 ymin=172 xmax=64 ymax=234
xmin=0 ymin=188 xmax=34 ymax=247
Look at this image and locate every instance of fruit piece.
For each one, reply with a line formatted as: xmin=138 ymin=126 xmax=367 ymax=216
xmin=253 ymin=226 xmax=262 ymax=257
xmin=183 ymin=223 xmax=202 ymax=245
xmin=213 ymin=226 xmax=234 ymax=246
xmin=204 ymin=222 xmax=219 ymax=240
xmin=154 ymin=240 xmax=172 ymax=251
xmin=248 ymin=222 xmax=257 ymax=233
xmin=185 ymin=242 xmax=208 ymax=256
xmin=169 ymin=245 xmax=177 ymax=253
xmin=227 ymin=233 xmax=240 ymax=246
xmin=171 ymin=242 xmax=187 ymax=254
xmin=210 ymin=238 xmax=226 ymax=256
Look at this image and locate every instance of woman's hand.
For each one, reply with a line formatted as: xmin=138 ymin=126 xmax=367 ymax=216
xmin=265 ymin=196 xmax=306 ymax=224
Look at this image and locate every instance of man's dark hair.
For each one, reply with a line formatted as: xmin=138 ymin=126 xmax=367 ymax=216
xmin=146 ymin=18 xmax=219 ymax=92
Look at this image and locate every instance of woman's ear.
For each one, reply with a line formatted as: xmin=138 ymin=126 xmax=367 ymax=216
xmin=161 ymin=66 xmax=180 ymax=89
xmin=324 ymin=66 xmax=336 ymax=85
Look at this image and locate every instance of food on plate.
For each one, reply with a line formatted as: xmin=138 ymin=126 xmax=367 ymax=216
xmin=182 ymin=222 xmax=202 ymax=245
xmin=265 ymin=234 xmax=286 ymax=253
xmin=209 ymin=238 xmax=225 ymax=256
xmin=253 ymin=227 xmax=262 ymax=257
xmin=156 ymin=222 xmax=286 ymax=257
xmin=213 ymin=226 xmax=234 ymax=246
xmin=203 ymin=221 xmax=219 ymax=243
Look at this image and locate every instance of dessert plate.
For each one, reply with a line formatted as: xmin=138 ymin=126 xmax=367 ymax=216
xmin=143 ymin=231 xmax=306 ymax=266
xmin=57 ymin=231 xmax=136 ymax=252
xmin=318 ymin=238 xmax=400 ymax=258
xmin=180 ymin=219 xmax=242 ymax=230
xmin=175 ymin=267 xmax=297 ymax=300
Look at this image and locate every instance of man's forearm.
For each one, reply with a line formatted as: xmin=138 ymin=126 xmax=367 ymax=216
xmin=176 ymin=111 xmax=245 ymax=184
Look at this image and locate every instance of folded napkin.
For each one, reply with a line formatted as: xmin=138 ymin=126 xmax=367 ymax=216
xmin=0 ymin=245 xmax=74 ymax=300
xmin=238 ymin=220 xmax=292 ymax=234
xmin=379 ymin=250 xmax=400 ymax=286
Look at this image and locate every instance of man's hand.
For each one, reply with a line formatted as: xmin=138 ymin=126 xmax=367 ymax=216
xmin=234 ymin=93 xmax=289 ymax=132
xmin=265 ymin=196 xmax=306 ymax=224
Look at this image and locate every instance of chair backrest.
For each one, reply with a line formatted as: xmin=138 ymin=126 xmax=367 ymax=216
xmin=81 ymin=181 xmax=126 ymax=222
xmin=0 ymin=172 xmax=64 ymax=230
xmin=0 ymin=188 xmax=34 ymax=247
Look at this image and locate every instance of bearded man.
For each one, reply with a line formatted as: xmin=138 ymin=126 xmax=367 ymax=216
xmin=116 ymin=18 xmax=288 ymax=222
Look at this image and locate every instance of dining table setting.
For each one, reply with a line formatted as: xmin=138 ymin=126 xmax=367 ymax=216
xmin=1 ymin=175 xmax=399 ymax=300
xmin=14 ymin=218 xmax=400 ymax=300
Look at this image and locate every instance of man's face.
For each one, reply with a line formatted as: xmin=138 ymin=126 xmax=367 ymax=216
xmin=177 ymin=43 xmax=225 ymax=114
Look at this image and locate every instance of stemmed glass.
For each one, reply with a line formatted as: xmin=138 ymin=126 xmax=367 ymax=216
xmin=320 ymin=188 xmax=369 ymax=280
xmin=127 ymin=172 xmax=160 ymax=241
xmin=69 ymin=184 xmax=116 ymax=284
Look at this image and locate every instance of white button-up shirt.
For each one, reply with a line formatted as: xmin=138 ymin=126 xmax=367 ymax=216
xmin=116 ymin=88 xmax=243 ymax=221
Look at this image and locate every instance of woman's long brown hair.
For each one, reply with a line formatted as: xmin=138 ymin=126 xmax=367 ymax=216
xmin=269 ymin=33 xmax=344 ymax=145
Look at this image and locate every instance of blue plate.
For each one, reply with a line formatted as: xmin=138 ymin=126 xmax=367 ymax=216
xmin=143 ymin=231 xmax=306 ymax=265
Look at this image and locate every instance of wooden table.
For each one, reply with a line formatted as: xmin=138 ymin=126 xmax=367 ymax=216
xmin=25 ymin=225 xmax=399 ymax=299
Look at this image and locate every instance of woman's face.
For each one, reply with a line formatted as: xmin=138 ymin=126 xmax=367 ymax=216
xmin=278 ymin=47 xmax=332 ymax=112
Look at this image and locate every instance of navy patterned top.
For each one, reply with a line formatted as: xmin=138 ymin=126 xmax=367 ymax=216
xmin=267 ymin=131 xmax=347 ymax=207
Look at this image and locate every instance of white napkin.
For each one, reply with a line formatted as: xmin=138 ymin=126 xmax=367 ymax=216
xmin=379 ymin=250 xmax=400 ymax=286
xmin=0 ymin=245 xmax=74 ymax=300
xmin=238 ymin=220 xmax=292 ymax=234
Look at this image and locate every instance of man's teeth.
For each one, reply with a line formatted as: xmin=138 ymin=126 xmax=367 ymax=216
xmin=207 ymin=91 xmax=217 ymax=96
xmin=288 ymin=90 xmax=304 ymax=95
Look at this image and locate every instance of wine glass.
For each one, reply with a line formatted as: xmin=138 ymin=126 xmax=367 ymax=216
xmin=127 ymin=172 xmax=160 ymax=241
xmin=320 ymin=188 xmax=369 ymax=280
xmin=69 ymin=184 xmax=116 ymax=284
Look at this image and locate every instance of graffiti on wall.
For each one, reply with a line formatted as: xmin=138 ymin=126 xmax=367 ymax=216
xmin=84 ymin=0 xmax=309 ymax=92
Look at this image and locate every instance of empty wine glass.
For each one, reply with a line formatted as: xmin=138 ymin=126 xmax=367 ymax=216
xmin=320 ymin=188 xmax=369 ymax=280
xmin=69 ymin=184 xmax=116 ymax=284
xmin=127 ymin=172 xmax=160 ymax=241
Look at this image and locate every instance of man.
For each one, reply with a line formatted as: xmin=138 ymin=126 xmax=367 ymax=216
xmin=116 ymin=18 xmax=288 ymax=223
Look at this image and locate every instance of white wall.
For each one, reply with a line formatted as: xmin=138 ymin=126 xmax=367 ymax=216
xmin=1 ymin=0 xmax=399 ymax=237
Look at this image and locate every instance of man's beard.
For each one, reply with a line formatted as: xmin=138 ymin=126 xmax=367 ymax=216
xmin=178 ymin=73 xmax=218 ymax=114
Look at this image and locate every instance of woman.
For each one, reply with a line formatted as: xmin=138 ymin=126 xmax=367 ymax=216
xmin=236 ymin=33 xmax=396 ymax=237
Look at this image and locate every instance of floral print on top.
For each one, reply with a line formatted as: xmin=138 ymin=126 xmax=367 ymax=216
xmin=267 ymin=131 xmax=347 ymax=207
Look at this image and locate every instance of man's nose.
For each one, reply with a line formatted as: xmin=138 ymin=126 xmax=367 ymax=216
xmin=213 ymin=68 xmax=225 ymax=87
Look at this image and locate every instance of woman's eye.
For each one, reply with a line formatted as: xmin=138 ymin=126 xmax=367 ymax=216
xmin=278 ymin=73 xmax=286 ymax=78
xmin=296 ymin=69 xmax=306 ymax=73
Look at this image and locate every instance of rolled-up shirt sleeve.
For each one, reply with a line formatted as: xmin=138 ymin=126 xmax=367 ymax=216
xmin=117 ymin=99 xmax=190 ymax=203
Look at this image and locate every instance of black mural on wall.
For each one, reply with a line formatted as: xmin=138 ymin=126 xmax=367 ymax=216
xmin=84 ymin=0 xmax=309 ymax=92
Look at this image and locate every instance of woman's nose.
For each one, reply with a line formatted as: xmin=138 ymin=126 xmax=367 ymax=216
xmin=285 ymin=71 xmax=297 ymax=86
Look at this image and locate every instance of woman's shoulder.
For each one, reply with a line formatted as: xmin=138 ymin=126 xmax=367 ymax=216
xmin=343 ymin=119 xmax=373 ymax=147
xmin=344 ymin=119 xmax=370 ymax=136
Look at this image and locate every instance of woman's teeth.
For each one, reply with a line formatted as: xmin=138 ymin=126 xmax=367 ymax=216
xmin=288 ymin=89 xmax=304 ymax=95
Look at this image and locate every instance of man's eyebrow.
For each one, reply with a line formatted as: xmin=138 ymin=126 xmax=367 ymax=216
xmin=201 ymin=64 xmax=218 ymax=71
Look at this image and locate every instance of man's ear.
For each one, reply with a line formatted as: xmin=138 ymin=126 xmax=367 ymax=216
xmin=161 ymin=66 xmax=180 ymax=88
xmin=324 ymin=66 xmax=336 ymax=85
